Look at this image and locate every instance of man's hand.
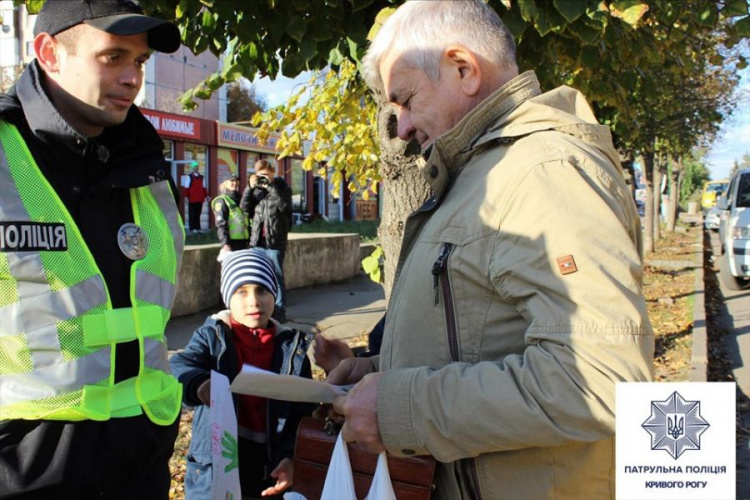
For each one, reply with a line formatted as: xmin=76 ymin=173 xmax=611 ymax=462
xmin=332 ymin=372 xmax=385 ymax=454
xmin=197 ymin=379 xmax=211 ymax=407
xmin=312 ymin=357 xmax=375 ymax=422
xmin=261 ymin=457 xmax=293 ymax=496
xmin=313 ymin=335 xmax=354 ymax=375
xmin=326 ymin=357 xmax=375 ymax=386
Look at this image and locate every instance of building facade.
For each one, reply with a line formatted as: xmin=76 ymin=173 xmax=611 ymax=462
xmin=0 ymin=1 xmax=380 ymax=228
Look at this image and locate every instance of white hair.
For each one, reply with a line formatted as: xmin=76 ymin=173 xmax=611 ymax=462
xmin=361 ymin=0 xmax=518 ymax=92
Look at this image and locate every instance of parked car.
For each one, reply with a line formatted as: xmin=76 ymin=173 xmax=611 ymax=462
xmin=701 ymin=178 xmax=729 ymax=211
xmin=716 ymin=168 xmax=750 ymax=290
xmin=704 ymin=206 xmax=721 ymax=231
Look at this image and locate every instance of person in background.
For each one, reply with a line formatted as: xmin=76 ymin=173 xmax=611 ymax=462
xmin=241 ymin=160 xmax=293 ymax=323
xmin=184 ymin=164 xmax=209 ymax=233
xmin=170 ymin=249 xmax=315 ymax=499
xmin=213 ymin=174 xmax=249 ymax=261
xmin=326 ymin=2 xmax=654 ymax=499
xmin=0 ymin=0 xmax=183 ymax=498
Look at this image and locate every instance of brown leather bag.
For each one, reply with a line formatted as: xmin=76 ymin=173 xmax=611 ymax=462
xmin=292 ymin=416 xmax=436 ymax=500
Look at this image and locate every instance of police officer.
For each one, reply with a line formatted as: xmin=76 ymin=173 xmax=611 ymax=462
xmin=0 ymin=1 xmax=183 ymax=498
xmin=213 ymin=173 xmax=250 ymax=259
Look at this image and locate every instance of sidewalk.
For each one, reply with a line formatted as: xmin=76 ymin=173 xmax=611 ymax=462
xmin=166 ymin=271 xmax=386 ymax=352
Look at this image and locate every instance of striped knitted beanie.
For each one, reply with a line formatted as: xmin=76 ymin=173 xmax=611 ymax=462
xmin=220 ymin=249 xmax=278 ymax=307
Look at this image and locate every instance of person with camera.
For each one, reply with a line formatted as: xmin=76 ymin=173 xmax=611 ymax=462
xmin=213 ymin=174 xmax=249 ymax=261
xmin=241 ymin=159 xmax=293 ymax=323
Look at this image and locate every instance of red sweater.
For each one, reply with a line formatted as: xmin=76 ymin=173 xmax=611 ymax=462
xmin=183 ymin=173 xmax=207 ymax=203
xmin=230 ymin=317 xmax=276 ymax=435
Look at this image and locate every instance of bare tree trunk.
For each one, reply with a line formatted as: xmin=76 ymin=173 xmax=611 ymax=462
xmin=666 ymin=154 xmax=681 ymax=232
xmin=641 ymin=149 xmax=655 ymax=254
xmin=376 ymin=106 xmax=430 ymax=304
xmin=652 ymin=152 xmax=662 ymax=243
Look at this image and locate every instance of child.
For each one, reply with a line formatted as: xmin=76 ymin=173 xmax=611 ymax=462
xmin=170 ymin=249 xmax=315 ymax=499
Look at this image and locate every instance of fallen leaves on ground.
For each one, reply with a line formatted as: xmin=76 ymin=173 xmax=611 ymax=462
xmin=644 ymin=225 xmax=699 ymax=382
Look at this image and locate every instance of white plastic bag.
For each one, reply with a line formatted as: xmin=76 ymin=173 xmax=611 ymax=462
xmin=320 ymin=433 xmax=356 ymax=499
xmin=320 ymin=434 xmax=397 ymax=500
xmin=365 ymin=452 xmax=397 ymax=500
xmin=210 ymin=371 xmax=241 ymax=500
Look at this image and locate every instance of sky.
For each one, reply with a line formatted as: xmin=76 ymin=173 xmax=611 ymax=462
xmin=704 ymin=68 xmax=750 ymax=180
xmin=252 ymin=71 xmax=312 ymax=108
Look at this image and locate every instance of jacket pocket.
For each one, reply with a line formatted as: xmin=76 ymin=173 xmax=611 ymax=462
xmin=185 ymin=452 xmax=213 ymax=499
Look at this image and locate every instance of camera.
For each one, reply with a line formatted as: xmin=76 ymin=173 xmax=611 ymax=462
xmin=256 ymin=175 xmax=270 ymax=187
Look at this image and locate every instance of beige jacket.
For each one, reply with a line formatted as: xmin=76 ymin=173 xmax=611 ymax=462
xmin=375 ymin=72 xmax=654 ymax=499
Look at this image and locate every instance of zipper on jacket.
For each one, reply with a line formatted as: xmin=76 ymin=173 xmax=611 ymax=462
xmin=433 ymin=244 xmax=483 ymax=499
xmin=432 ymin=243 xmax=459 ymax=361
xmin=432 ymin=242 xmax=454 ymax=306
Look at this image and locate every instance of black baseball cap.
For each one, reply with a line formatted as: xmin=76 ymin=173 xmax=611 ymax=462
xmin=34 ymin=0 xmax=181 ymax=53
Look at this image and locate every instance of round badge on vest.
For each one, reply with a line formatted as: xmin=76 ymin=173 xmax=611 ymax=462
xmin=117 ymin=223 xmax=149 ymax=260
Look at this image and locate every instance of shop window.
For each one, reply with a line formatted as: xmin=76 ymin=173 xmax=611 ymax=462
xmin=184 ymin=143 xmax=208 ymax=179
xmin=291 ymin=158 xmax=307 ymax=212
xmin=217 ymin=148 xmax=239 ymax=184
xmin=162 ymin=140 xmax=173 ymax=161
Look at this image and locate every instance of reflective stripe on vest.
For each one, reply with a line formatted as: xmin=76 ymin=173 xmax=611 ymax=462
xmin=0 ymin=121 xmax=184 ymax=424
xmin=213 ymin=194 xmax=249 ymax=240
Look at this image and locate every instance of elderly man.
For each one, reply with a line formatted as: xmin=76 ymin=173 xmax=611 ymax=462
xmin=328 ymin=1 xmax=654 ymax=499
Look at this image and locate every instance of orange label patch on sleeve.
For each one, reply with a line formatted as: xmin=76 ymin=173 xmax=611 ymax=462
xmin=557 ymin=255 xmax=578 ymax=275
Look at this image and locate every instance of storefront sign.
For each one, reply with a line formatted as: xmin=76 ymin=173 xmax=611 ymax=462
xmin=140 ymin=108 xmax=201 ymax=140
xmin=217 ymin=123 xmax=279 ymax=153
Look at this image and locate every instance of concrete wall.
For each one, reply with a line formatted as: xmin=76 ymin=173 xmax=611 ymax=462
xmin=171 ymin=233 xmax=361 ymax=317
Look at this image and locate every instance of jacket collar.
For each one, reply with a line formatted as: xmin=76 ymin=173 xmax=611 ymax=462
xmin=423 ymin=71 xmax=541 ymax=198
xmin=423 ymin=70 xmax=619 ymax=198
xmin=16 ymin=60 xmax=92 ymax=157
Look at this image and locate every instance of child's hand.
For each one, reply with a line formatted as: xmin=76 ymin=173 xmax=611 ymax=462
xmin=197 ymin=380 xmax=211 ymax=406
xmin=261 ymin=457 xmax=293 ymax=496
xmin=313 ymin=335 xmax=354 ymax=375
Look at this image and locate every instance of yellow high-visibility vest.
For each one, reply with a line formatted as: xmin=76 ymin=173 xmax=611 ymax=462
xmin=0 ymin=120 xmax=184 ymax=425
xmin=213 ymin=194 xmax=249 ymax=240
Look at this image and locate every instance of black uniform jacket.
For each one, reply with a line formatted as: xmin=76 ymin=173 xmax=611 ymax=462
xmin=0 ymin=60 xmax=179 ymax=383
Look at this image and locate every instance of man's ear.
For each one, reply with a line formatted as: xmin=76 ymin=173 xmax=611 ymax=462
xmin=444 ymin=45 xmax=482 ymax=97
xmin=34 ymin=33 xmax=62 ymax=74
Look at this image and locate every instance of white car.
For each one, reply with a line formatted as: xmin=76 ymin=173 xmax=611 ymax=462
xmin=716 ymin=168 xmax=750 ymax=290
xmin=704 ymin=206 xmax=721 ymax=231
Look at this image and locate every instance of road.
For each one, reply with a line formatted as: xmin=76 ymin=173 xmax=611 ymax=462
xmin=709 ymin=230 xmax=750 ymax=497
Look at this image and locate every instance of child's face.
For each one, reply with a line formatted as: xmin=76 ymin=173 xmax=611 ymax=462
xmin=229 ymin=283 xmax=275 ymax=329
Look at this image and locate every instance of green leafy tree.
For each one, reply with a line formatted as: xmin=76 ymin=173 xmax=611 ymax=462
xmin=226 ymin=80 xmax=267 ymax=123
xmin=21 ymin=0 xmax=748 ymax=286
xmin=680 ymin=150 xmax=711 ymax=205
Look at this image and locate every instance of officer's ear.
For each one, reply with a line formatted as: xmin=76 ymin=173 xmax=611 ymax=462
xmin=34 ymin=33 xmax=62 ymax=75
